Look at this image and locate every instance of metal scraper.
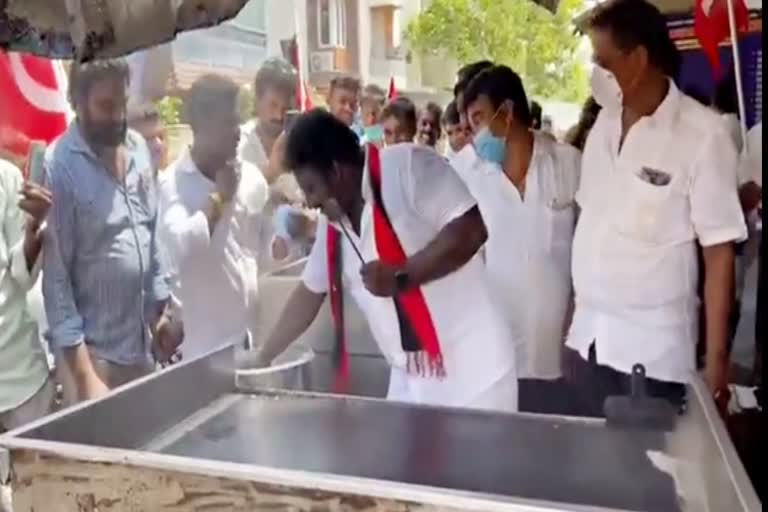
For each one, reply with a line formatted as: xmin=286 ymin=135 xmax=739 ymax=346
xmin=604 ymin=364 xmax=678 ymax=431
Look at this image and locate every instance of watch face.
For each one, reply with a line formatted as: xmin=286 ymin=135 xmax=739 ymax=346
xmin=395 ymin=270 xmax=409 ymax=290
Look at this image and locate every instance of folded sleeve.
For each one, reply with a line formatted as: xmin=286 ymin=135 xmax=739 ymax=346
xmin=690 ymin=125 xmax=748 ymax=247
xmin=43 ymin=163 xmax=85 ymax=349
xmin=395 ymin=145 xmax=477 ymax=229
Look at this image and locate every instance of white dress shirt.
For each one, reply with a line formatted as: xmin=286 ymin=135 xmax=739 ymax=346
xmin=158 ymin=150 xmax=269 ymax=359
xmin=454 ymin=134 xmax=581 ymax=379
xmin=567 ymin=80 xmax=748 ymax=383
xmin=302 ymin=144 xmax=518 ymax=410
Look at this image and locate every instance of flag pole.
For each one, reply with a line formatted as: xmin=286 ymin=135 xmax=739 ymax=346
xmin=725 ymin=0 xmax=749 ymax=153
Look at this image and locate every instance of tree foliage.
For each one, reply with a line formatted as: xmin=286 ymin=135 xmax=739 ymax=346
xmin=405 ymin=0 xmax=588 ymax=102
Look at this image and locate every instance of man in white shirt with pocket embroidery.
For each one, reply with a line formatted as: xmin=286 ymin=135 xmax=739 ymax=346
xmin=256 ymin=109 xmax=518 ymax=411
xmin=456 ymin=65 xmax=580 ymax=413
xmin=159 ymin=75 xmax=269 ymax=360
xmin=566 ymin=0 xmax=747 ymax=417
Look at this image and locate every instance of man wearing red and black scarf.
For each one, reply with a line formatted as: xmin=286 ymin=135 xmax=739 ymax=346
xmin=256 ymin=109 xmax=518 ymax=412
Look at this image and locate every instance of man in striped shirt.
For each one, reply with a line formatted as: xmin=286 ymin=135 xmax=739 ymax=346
xmin=43 ymin=59 xmax=174 ymax=404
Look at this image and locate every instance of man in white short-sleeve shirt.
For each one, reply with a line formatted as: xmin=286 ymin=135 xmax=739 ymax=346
xmin=567 ymin=0 xmax=747 ymax=416
xmin=456 ymin=65 xmax=580 ymax=413
xmin=256 ymin=110 xmax=518 ymax=412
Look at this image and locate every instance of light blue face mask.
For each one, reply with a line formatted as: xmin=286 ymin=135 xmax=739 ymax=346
xmin=363 ymin=124 xmax=384 ymax=142
xmin=472 ymin=106 xmax=509 ymax=165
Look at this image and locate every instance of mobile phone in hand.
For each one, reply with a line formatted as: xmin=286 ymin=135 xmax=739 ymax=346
xmin=27 ymin=141 xmax=47 ymax=185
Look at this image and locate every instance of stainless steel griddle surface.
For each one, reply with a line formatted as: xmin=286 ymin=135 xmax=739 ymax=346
xmin=153 ymin=393 xmax=680 ymax=512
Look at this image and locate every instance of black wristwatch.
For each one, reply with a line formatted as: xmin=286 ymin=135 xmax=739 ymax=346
xmin=394 ymin=269 xmax=411 ymax=292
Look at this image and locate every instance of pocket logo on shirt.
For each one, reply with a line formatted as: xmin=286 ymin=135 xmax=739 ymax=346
xmin=638 ymin=167 xmax=671 ymax=186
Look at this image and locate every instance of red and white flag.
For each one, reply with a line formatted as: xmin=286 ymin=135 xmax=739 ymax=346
xmin=387 ymin=76 xmax=398 ymax=100
xmin=694 ymin=0 xmax=750 ymax=76
xmin=0 ymin=52 xmax=70 ymax=165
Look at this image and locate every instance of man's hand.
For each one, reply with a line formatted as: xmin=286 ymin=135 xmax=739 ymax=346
xmin=18 ymin=182 xmax=52 ymax=229
xmin=215 ymin=161 xmax=240 ymax=203
xmin=77 ymin=372 xmax=110 ymax=402
xmin=704 ymin=352 xmax=730 ymax=394
xmin=361 ymin=260 xmax=400 ymax=297
xmin=152 ymin=312 xmax=184 ymax=365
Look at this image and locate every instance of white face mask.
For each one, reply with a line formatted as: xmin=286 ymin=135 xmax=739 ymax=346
xmin=590 ymin=65 xmax=623 ymax=111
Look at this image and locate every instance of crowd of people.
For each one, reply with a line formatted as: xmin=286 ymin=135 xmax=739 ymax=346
xmin=0 ymin=0 xmax=763 ymax=439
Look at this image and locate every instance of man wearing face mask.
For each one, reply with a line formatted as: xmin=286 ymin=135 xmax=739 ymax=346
xmin=458 ymin=65 xmax=581 ymax=412
xmin=159 ymin=74 xmax=269 ymax=361
xmin=44 ymin=59 xmax=175 ymax=403
xmin=567 ymin=0 xmax=747 ymax=417
xmin=255 ymin=109 xmax=518 ymax=412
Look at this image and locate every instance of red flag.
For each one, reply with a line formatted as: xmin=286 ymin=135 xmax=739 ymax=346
xmin=694 ymin=0 xmax=750 ymax=76
xmin=0 ymin=52 xmax=70 ymax=166
xmin=297 ymin=80 xmax=314 ymax=112
xmin=387 ymin=76 xmax=398 ymax=100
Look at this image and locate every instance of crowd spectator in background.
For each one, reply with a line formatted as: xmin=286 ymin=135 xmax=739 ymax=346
xmin=442 ymin=100 xmax=470 ymax=162
xmin=359 ymin=84 xmax=386 ymax=146
xmin=417 ymin=101 xmax=443 ymax=148
xmin=239 ymin=57 xmax=297 ymax=181
xmin=159 ymin=74 xmax=269 ymax=360
xmin=529 ymin=101 xmax=543 ymax=131
xmin=127 ymin=101 xmax=167 ymax=175
xmin=327 ymin=76 xmax=361 ymax=128
xmin=44 ymin=59 xmax=173 ymax=403
xmin=381 ymin=97 xmax=418 ymax=147
xmin=0 ymin=158 xmax=54 ymax=431
xmin=565 ymin=97 xmax=601 ymax=152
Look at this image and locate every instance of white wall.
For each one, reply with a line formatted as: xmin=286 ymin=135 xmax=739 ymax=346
xmin=265 ymin=0 xmax=297 ymax=58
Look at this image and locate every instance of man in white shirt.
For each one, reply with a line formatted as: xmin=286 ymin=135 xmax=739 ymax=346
xmin=0 ymin=159 xmax=54 ymax=432
xmin=567 ymin=0 xmax=747 ymax=416
xmin=256 ymin=110 xmax=518 ymax=412
xmin=239 ymin=58 xmax=297 ymax=178
xmin=159 ymin=74 xmax=269 ymax=360
xmin=458 ymin=65 xmax=580 ymax=413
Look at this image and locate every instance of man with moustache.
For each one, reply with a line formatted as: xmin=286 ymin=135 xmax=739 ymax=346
xmin=44 ymin=59 xmax=175 ymax=403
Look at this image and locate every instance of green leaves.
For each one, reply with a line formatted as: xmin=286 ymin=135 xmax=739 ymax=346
xmin=405 ymin=0 xmax=588 ymax=102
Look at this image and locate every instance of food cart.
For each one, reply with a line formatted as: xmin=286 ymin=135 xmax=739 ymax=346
xmin=0 ymin=263 xmax=761 ymax=512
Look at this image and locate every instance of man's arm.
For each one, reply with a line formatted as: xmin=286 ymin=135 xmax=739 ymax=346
xmin=689 ymin=124 xmax=747 ymax=395
xmin=701 ymin=242 xmax=735 ymax=394
xmin=2 ymin=164 xmax=46 ymax=287
xmin=401 ymin=205 xmax=486 ymax=287
xmin=42 ymin=166 xmax=107 ymax=400
xmin=255 ymin=283 xmax=326 ymax=365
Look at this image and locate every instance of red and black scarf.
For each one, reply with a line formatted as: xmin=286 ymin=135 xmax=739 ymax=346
xmin=327 ymin=144 xmax=444 ymax=391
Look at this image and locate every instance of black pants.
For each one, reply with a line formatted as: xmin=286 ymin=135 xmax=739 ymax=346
xmin=564 ymin=345 xmax=687 ymax=418
xmin=519 ymin=378 xmax=575 ymax=415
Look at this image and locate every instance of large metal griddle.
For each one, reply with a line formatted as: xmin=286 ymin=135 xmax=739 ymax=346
xmin=0 ymin=344 xmax=760 ymax=512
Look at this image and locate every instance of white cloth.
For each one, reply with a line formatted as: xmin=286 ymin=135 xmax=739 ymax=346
xmin=567 ymin=80 xmax=748 ymax=383
xmin=302 ymin=144 xmax=518 ymax=411
xmin=158 ymin=150 xmax=269 ymax=359
xmin=721 ymin=113 xmax=743 ymax=152
xmin=456 ymin=134 xmax=581 ymax=379
xmin=238 ymin=120 xmax=269 ymax=171
xmin=738 ymin=122 xmax=762 ymax=188
xmin=0 ymin=159 xmax=48 ymax=414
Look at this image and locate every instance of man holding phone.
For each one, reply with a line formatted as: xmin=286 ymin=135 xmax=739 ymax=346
xmin=1 ymin=155 xmax=54 ymax=432
xmin=159 ymin=74 xmax=269 ymax=360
